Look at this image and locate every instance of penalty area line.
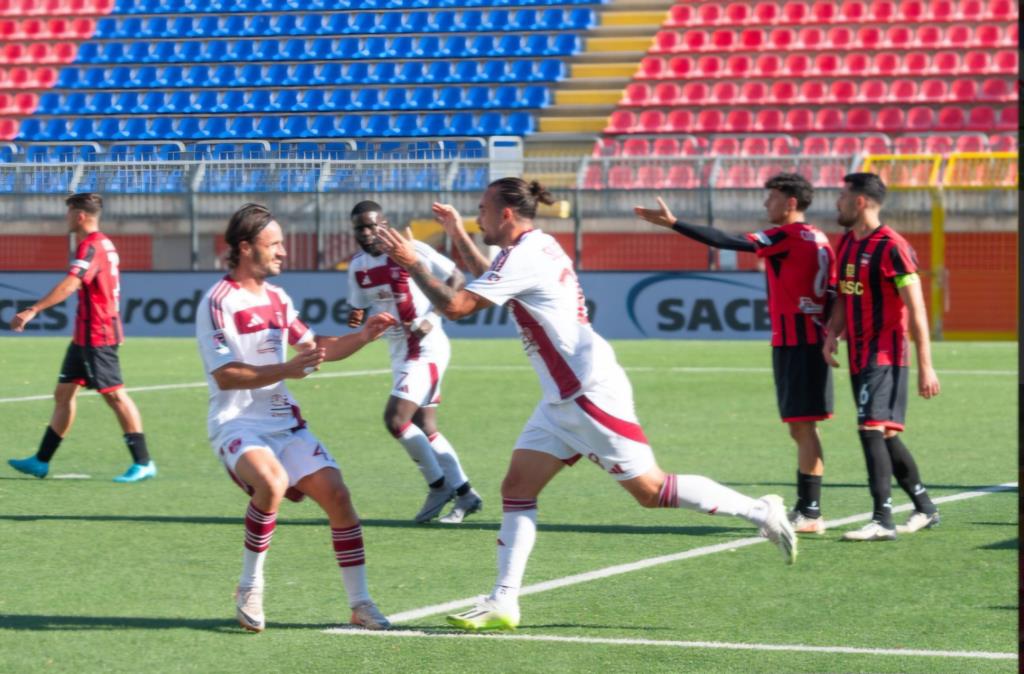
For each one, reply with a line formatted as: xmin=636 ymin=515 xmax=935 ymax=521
xmin=368 ymin=482 xmax=1016 ymax=627
xmin=324 ymin=629 xmax=1018 ymax=661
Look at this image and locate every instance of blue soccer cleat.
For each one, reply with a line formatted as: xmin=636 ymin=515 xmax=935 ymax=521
xmin=8 ymin=456 xmax=49 ymax=479
xmin=113 ymin=461 xmax=157 ymax=483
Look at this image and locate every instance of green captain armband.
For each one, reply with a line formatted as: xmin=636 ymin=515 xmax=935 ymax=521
xmin=894 ymin=273 xmax=920 ymax=288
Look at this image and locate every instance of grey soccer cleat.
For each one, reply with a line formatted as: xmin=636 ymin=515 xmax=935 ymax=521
xmin=235 ymin=585 xmax=265 ymax=633
xmin=842 ymin=521 xmax=898 ymax=541
xmin=758 ymin=495 xmax=798 ymax=564
xmin=414 ymin=486 xmax=455 ymax=523
xmin=439 ymin=488 xmax=483 ymax=524
xmin=896 ymin=510 xmax=940 ymax=534
xmin=350 ymin=600 xmax=391 ymax=630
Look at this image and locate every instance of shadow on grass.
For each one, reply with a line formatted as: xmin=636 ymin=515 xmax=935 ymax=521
xmin=0 ymin=614 xmax=333 ymax=633
xmin=0 ymin=513 xmax=748 ymax=537
xmin=978 ymin=538 xmax=1018 ymax=551
xmin=724 ymin=482 xmax=1018 ymax=492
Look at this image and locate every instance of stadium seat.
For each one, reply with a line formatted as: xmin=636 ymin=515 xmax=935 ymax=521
xmin=710 ymin=81 xmax=738 ymax=105
xmin=813 ymin=53 xmax=840 ymax=76
xmin=874 ymin=53 xmax=899 ymax=76
xmin=607 ymin=165 xmax=634 ymax=189
xmin=666 ymin=3 xmax=693 ymax=27
xmin=695 ymin=109 xmax=723 ymax=132
xmin=783 ymin=54 xmax=810 ymax=79
xmin=785 ymin=108 xmax=814 ymax=132
xmin=946 ymin=24 xmax=971 ymax=48
xmin=638 ymin=56 xmax=665 ymax=80
xmin=844 ymin=53 xmax=870 ymax=77
xmin=741 ymin=137 xmax=769 ymax=155
xmin=810 ymin=1 xmax=836 ymax=23
xmin=665 ymin=108 xmax=693 ymax=132
xmin=652 ymin=137 xmax=680 ymax=156
xmin=889 ymin=79 xmax=918 ymax=102
xmin=605 ymin=110 xmax=634 ymax=134
xmin=652 ymin=30 xmax=680 ymax=53
xmin=953 ymin=135 xmax=985 ymax=152
xmin=725 ymin=54 xmax=752 ymax=79
xmin=816 ymin=108 xmax=844 ymax=132
xmin=712 ymin=137 xmax=740 ymax=155
xmin=997 ymin=105 xmax=1016 ymax=130
xmin=666 ymin=164 xmax=698 ymax=188
xmin=937 ymin=106 xmax=967 ymax=130
xmin=636 ymin=109 xmax=665 ymax=133
xmin=845 ymin=107 xmax=873 ymax=132
xmin=916 ymin=25 xmax=942 ymax=49
xmin=894 ymin=136 xmax=923 ymax=154
xmin=830 ymin=136 xmax=861 ymax=156
xmin=857 ymin=26 xmax=883 ymax=49
xmin=979 ymin=79 xmax=1012 ymax=102
xmin=755 ymin=54 xmax=781 ymax=78
xmin=653 ymin=82 xmax=681 ymax=106
xmin=993 ymin=50 xmax=1017 ymax=75
xmin=949 ymin=79 xmax=979 ymax=102
xmin=725 ymin=2 xmax=750 ymax=24
xmin=696 ymin=55 xmax=721 ymax=77
xmin=988 ymin=134 xmax=1017 ymax=151
xmin=904 ymin=106 xmax=934 ymax=131
xmin=802 ymin=136 xmax=830 ymax=155
xmin=963 ymin=50 xmax=991 ymax=74
xmin=925 ymin=135 xmax=954 ymax=153
xmin=885 ymin=25 xmax=912 ymax=49
xmin=681 ymin=136 xmax=708 ymax=155
xmin=931 ymin=51 xmax=960 ymax=75
xmin=681 ymin=81 xmax=708 ymax=105
xmin=829 ymin=80 xmax=857 ymax=104
xmin=740 ymin=81 xmax=767 ymax=104
xmin=727 ymin=109 xmax=754 ymax=132
xmin=876 ymin=106 xmax=906 ymax=130
xmin=622 ymin=83 xmax=649 ymax=106
xmin=818 ymin=164 xmax=847 ymax=186
xmin=781 ymin=1 xmax=807 ymax=23
xmin=620 ymin=138 xmax=648 ymax=157
xmin=902 ymin=51 xmax=930 ymax=76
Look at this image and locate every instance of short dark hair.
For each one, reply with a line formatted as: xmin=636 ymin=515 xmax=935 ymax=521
xmin=487 ymin=178 xmax=555 ymax=220
xmin=350 ymin=200 xmax=382 ymax=219
xmin=842 ymin=172 xmax=887 ymax=205
xmin=763 ymin=173 xmax=813 ymax=211
xmin=65 ymin=192 xmax=103 ymax=215
xmin=225 ymin=203 xmax=274 ymax=269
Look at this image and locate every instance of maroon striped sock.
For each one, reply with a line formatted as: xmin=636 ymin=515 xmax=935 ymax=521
xmin=332 ymin=524 xmax=366 ymax=567
xmin=657 ymin=474 xmax=679 ymax=508
xmin=244 ymin=502 xmax=277 ymax=553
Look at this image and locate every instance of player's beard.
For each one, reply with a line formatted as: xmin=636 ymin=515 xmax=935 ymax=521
xmin=252 ymin=247 xmax=282 ymax=278
xmin=836 ymin=211 xmax=857 ymax=229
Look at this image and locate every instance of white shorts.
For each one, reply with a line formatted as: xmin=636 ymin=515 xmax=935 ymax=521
xmin=390 ymin=358 xmax=445 ymax=408
xmin=514 ymin=382 xmax=656 ymax=482
xmin=213 ymin=427 xmax=338 ymax=492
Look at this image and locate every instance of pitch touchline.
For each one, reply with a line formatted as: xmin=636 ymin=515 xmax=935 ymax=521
xmin=326 ymin=630 xmax=1017 ymax=661
xmin=0 ymin=365 xmax=1012 ymax=404
xmin=361 ymin=482 xmax=1017 ymax=627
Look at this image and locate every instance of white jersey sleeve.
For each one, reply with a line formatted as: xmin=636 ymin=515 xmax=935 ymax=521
xmin=465 ymin=245 xmax=537 ymax=306
xmin=347 ymin=257 xmax=370 ymax=310
xmin=197 ymin=287 xmax=240 ymax=375
xmin=277 ymin=286 xmax=314 ymax=347
xmin=416 ymin=240 xmax=457 ymax=282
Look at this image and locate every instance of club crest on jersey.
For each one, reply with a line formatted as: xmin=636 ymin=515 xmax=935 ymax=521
xmin=860 ymin=254 xmax=872 ymax=267
xmin=845 ymin=263 xmax=856 ymax=277
xmin=225 ymin=438 xmax=242 ymax=455
xmin=212 ymin=330 xmax=229 ymax=355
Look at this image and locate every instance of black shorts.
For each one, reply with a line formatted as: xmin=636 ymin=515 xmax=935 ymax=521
xmin=850 ymin=364 xmax=908 ymax=431
xmin=59 ymin=343 xmax=124 ymax=393
xmin=772 ymin=344 xmax=833 ymax=422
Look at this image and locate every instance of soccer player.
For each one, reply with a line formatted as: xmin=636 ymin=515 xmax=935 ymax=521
xmin=823 ymin=173 xmax=941 ymax=541
xmin=8 ymin=193 xmax=155 ymax=483
xmin=376 ymin=178 xmax=797 ymax=632
xmin=634 ymin=173 xmax=836 ymax=535
xmin=346 ymin=200 xmax=482 ymax=524
xmin=196 ymin=203 xmax=396 ymax=632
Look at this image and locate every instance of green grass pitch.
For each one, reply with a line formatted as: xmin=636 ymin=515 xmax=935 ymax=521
xmin=0 ymin=337 xmax=1017 ymax=673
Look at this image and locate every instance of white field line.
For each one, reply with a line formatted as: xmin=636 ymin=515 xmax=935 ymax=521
xmin=0 ymin=365 xmax=1013 ymax=404
xmin=326 ymin=630 xmax=1018 ymax=661
xmin=371 ymin=482 xmax=1017 ymax=627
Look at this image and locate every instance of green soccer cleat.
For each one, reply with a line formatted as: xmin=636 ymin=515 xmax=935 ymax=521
xmin=446 ymin=599 xmax=520 ymax=631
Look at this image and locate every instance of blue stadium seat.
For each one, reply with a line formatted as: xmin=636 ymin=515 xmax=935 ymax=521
xmin=481 ymin=60 xmax=506 ymax=81
xmin=352 ymin=13 xmax=376 ymax=34
xmin=220 ymin=15 xmax=245 ymax=36
xmin=312 ymin=115 xmax=339 ymax=137
xmin=369 ymin=62 xmax=398 ymax=84
xmin=522 ymin=84 xmax=549 ymax=107
xmin=246 ymin=15 xmax=272 ymax=37
xmin=452 ymin=60 xmax=479 ymax=82
xmin=36 ymin=93 xmax=60 ymax=114
xmin=271 ymin=90 xmax=298 ymax=112
xmin=219 ymin=91 xmax=245 ymax=112
xmin=57 ymin=67 xmax=80 ymax=88
xmin=470 ymin=35 xmax=496 ymax=56
xmin=169 ymin=17 xmax=193 ymax=37
xmin=396 ymin=61 xmax=426 ymax=83
xmin=281 ymin=39 xmax=307 ymax=61
xmin=408 ymin=88 xmax=435 ymax=109
xmin=488 ymin=86 xmax=517 ymax=110
xmin=282 ymin=115 xmax=310 ymax=138
xmin=118 ymin=119 xmax=148 ymax=140
xmin=176 ymin=117 xmax=202 ymax=139
xmin=568 ymin=8 xmax=595 ymax=29
xmin=474 ymin=112 xmax=503 ymax=135
xmin=210 ymin=65 xmax=237 ymax=86
xmin=237 ymin=64 xmax=265 ymax=86
xmin=149 ymin=117 xmax=175 ymax=139
xmin=128 ymin=42 xmax=153 ymax=63
xmin=495 ymin=35 xmax=523 ymax=56
xmin=156 ymin=66 xmax=184 ymax=88
xmin=462 ymin=87 xmax=489 ymax=109
xmin=193 ymin=91 xmax=218 ymax=113
xmin=342 ymin=62 xmax=369 ymax=84
xmin=436 ymin=87 xmax=461 ymax=109
xmin=199 ymin=117 xmax=228 ymax=139
xmin=506 ymin=111 xmax=534 ymax=134
xmin=336 ymin=37 xmax=359 ymax=59
xmin=290 ymin=63 xmax=320 ymax=85
xmin=136 ymin=91 xmax=163 ymax=113
xmin=78 ymin=42 xmax=100 ymax=62
xmin=324 ymin=13 xmax=350 ymax=34
xmin=15 ymin=119 xmax=41 ymax=141
xmin=535 ymin=59 xmax=564 ymax=81
xmin=328 ymin=89 xmax=354 ymax=111
xmin=298 ymin=14 xmax=325 ymax=35
xmin=512 ymin=9 xmax=538 ymax=30
xmin=415 ymin=36 xmax=441 ymax=58
xmin=319 ymin=63 xmax=342 ymax=84
xmin=406 ymin=11 xmax=431 ymax=32
xmin=65 ymin=93 xmax=88 ymax=115
xmin=170 ymin=41 xmax=200 ymax=63
xmin=357 ymin=37 xmax=388 ymax=59
xmin=240 ymin=90 xmax=271 ymax=113
xmin=484 ymin=10 xmax=510 ymax=31
xmin=193 ymin=16 xmax=220 ymax=37
xmin=448 ymin=112 xmax=474 ymax=135
xmin=338 ymin=115 xmax=362 ymax=137
xmin=354 ymin=89 xmax=381 ymax=111
xmin=364 ymin=115 xmax=391 ymax=136
xmin=94 ymin=17 xmax=117 ymax=38
xmin=229 ymin=40 xmax=256 ymax=61
xmin=457 ymin=10 xmax=483 ymax=31
xmin=551 ymin=34 xmax=580 ymax=55
xmin=164 ymin=91 xmax=193 ymax=113
xmin=68 ymin=118 xmax=96 ymax=141
xmin=441 ymin=36 xmax=469 ymax=58
xmin=44 ymin=119 xmax=71 ymax=142
xmin=297 ymin=89 xmax=326 ymax=111
xmin=266 ymin=64 xmax=290 ymax=85
xmin=389 ymin=36 xmax=414 ymax=58
xmin=204 ymin=40 xmax=229 ymax=63
xmin=389 ymin=114 xmax=419 ymax=137
xmin=256 ymin=116 xmax=283 ymax=138
xmin=256 ymin=41 xmax=281 ymax=61
xmin=383 ymin=88 xmax=409 ymax=110
xmin=376 ymin=13 xmax=404 ymax=34
xmin=142 ymin=17 xmax=169 ymax=38
xmin=129 ymin=66 xmax=155 ymax=87
xmin=112 ymin=92 xmax=139 ymax=114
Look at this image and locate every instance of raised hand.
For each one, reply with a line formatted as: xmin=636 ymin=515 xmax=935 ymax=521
xmin=289 ymin=346 xmax=325 ymax=378
xmin=375 ymin=226 xmax=418 ymax=268
xmin=431 ymin=202 xmax=464 ymax=235
xmin=633 ymin=196 xmax=677 ymax=229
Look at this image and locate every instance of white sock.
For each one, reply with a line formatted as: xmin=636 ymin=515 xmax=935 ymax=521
xmin=240 ymin=549 xmax=267 ymax=589
xmin=660 ymin=474 xmax=768 ymax=525
xmin=341 ymin=565 xmax=370 ymax=607
xmin=395 ymin=423 xmax=444 ymax=485
xmin=491 ymin=499 xmax=538 ymax=604
xmin=428 ymin=431 xmax=468 ymax=488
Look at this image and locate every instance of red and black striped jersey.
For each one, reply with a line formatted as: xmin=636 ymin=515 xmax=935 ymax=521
xmin=68 ymin=231 xmax=123 ymax=347
xmin=835 ymin=225 xmax=917 ymax=374
xmin=745 ymin=222 xmax=835 ymax=347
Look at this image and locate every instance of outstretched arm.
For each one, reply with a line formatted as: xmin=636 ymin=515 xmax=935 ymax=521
xmin=10 ymin=274 xmax=81 ymax=332
xmin=212 ymin=348 xmax=324 ymax=390
xmin=314 ymin=312 xmax=397 ymax=362
xmin=634 ymin=197 xmax=756 ymax=252
xmin=375 ymin=227 xmax=492 ymax=320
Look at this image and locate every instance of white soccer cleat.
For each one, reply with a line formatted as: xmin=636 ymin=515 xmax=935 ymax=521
xmin=414 ymin=486 xmax=455 ymax=523
xmin=446 ymin=597 xmax=520 ymax=631
xmin=758 ymin=495 xmax=798 ymax=564
xmin=896 ymin=510 xmax=940 ymax=534
xmin=842 ymin=521 xmax=898 ymax=541
xmin=788 ymin=509 xmax=827 ymax=535
xmin=349 ymin=600 xmax=391 ymax=630
xmin=235 ymin=585 xmax=265 ymax=633
xmin=439 ymin=488 xmax=483 ymax=524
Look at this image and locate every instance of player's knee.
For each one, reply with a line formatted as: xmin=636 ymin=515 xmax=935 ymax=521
xmin=788 ymin=421 xmax=815 ymax=442
xmin=634 ymin=488 xmax=661 ymax=508
xmin=251 ymin=465 xmax=289 ymax=500
xmin=383 ymin=411 xmax=410 ymax=437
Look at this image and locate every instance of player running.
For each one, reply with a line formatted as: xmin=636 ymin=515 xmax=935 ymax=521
xmin=376 ymin=178 xmax=797 ymax=632
xmin=8 ymin=192 xmax=155 ymax=483
xmin=635 ymin=173 xmax=836 ymax=535
xmin=346 ymin=201 xmax=481 ymax=524
xmin=196 ymin=203 xmax=395 ymax=632
xmin=824 ymin=173 xmax=941 ymax=541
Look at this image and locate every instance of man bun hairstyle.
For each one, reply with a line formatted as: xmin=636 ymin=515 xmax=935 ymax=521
xmin=488 ymin=177 xmax=555 ymax=220
xmin=764 ymin=172 xmax=814 ymax=211
xmin=842 ymin=172 xmax=887 ymax=205
xmin=65 ymin=192 xmax=103 ymax=216
xmin=225 ymin=203 xmax=274 ymax=269
xmin=350 ymin=200 xmax=383 ymax=218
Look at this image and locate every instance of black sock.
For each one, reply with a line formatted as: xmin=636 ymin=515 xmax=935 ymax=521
xmin=455 ymin=481 xmax=471 ymax=497
xmin=885 ymin=435 xmax=936 ymax=515
xmin=858 ymin=430 xmax=894 ymax=528
xmin=428 ymin=477 xmax=445 ymax=490
xmin=35 ymin=426 xmax=63 ymax=463
xmin=797 ymin=471 xmax=822 ymax=518
xmin=124 ymin=433 xmax=150 ymax=465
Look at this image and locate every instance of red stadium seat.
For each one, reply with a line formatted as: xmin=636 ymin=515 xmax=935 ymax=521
xmin=652 ymin=82 xmax=681 ymax=106
xmin=725 ymin=55 xmax=752 ymax=79
xmin=772 ymin=137 xmax=796 ymax=155
xmin=652 ymin=137 xmax=681 ymax=156
xmin=979 ymin=79 xmax=1012 ymax=102
xmin=683 ymin=30 xmax=706 ymax=51
xmin=829 ymin=79 xmax=857 ymax=103
xmin=652 ymin=30 xmax=680 ymax=53
xmin=755 ymin=54 xmax=781 ymax=78
xmin=930 ymin=0 xmax=955 ymax=21
xmin=592 ymin=138 xmax=616 ymax=157
xmin=894 ymin=136 xmax=923 ymax=153
xmin=739 ymin=28 xmax=764 ymax=50
xmin=963 ymin=50 xmax=991 ymax=74
xmin=665 ymin=108 xmax=694 ymax=132
xmin=0 ymin=118 xmax=18 ymax=141
xmin=754 ymin=108 xmax=784 ymax=132
xmin=954 ymin=135 xmax=985 ymax=152
xmin=753 ymin=2 xmax=778 ymax=24
xmin=869 ymin=0 xmax=898 ymax=22
xmin=710 ymin=29 xmax=735 ymax=51
xmin=607 ymin=165 xmax=635 ymax=189
xmin=666 ymin=4 xmax=694 ymax=27
xmin=720 ymin=165 xmax=758 ymax=188
xmin=636 ymin=165 xmax=667 ymax=188
xmin=740 ymin=81 xmax=767 ymax=104
xmin=975 ymin=24 xmax=1001 ymax=48
xmin=916 ymin=25 xmax=942 ymax=49
xmin=902 ymin=51 xmax=929 ymax=76
xmin=832 ymin=136 xmax=862 ymax=155
xmin=863 ymin=136 xmax=890 ymax=153
xmin=781 ymin=1 xmax=808 ymax=23
xmin=857 ymin=26 xmax=883 ymax=50
xmin=988 ymin=134 xmax=1017 ymax=151
xmin=710 ymin=81 xmax=738 ymax=105
xmin=1004 ymin=24 xmax=1017 ymax=47
xmin=949 ymin=79 xmax=979 ymax=102
xmin=899 ymin=0 xmax=926 ymax=21
xmin=784 ymin=107 xmax=814 ymax=132
xmin=873 ymin=52 xmax=899 ymax=76
xmin=841 ymin=0 xmax=868 ymax=21
xmin=783 ymin=53 xmax=810 ymax=79
xmin=681 ymin=136 xmax=708 ymax=155
xmin=936 ymin=106 xmax=967 ymax=130
xmin=920 ymin=78 xmax=950 ymax=102
xmin=681 ymin=81 xmax=709 ymax=105
xmin=13 ymin=91 xmax=36 ymax=114
xmin=698 ymin=3 xmax=722 ymax=25
xmin=666 ymin=164 xmax=698 ymax=188
xmin=0 ymin=93 xmax=11 ymax=115
xmin=889 ymin=79 xmax=918 ymax=102
xmin=813 ymin=53 xmax=841 ymax=76
xmin=800 ymin=80 xmax=827 ymax=104
xmin=695 ymin=109 xmax=723 ymax=132
xmin=620 ymin=138 xmax=648 ymax=157
xmin=931 ymin=51 xmax=960 ymax=75
xmin=906 ymin=106 xmax=935 ymax=130
xmin=993 ymin=51 xmax=1017 ymax=75
xmin=770 ymin=81 xmax=798 ymax=102
xmin=769 ymin=27 xmax=796 ymax=50
xmin=712 ymin=137 xmax=740 ymax=155
xmin=997 ymin=106 xmax=1016 ymax=130
xmin=636 ymin=109 xmax=666 ymax=133
xmin=1 ymin=43 xmax=25 ymax=64
xmin=946 ymin=25 xmax=971 ymax=48
xmin=877 ymin=106 xmax=906 ymax=130
xmin=741 ymin=137 xmax=769 ymax=155
xmin=818 ymin=164 xmax=848 ymax=186
xmin=860 ymin=79 xmax=887 ymax=103
xmin=605 ymin=110 xmax=635 ymax=134
xmin=958 ymin=0 xmax=984 ymax=20
xmin=925 ymin=135 xmax=954 ymax=153
xmin=52 ymin=42 xmax=76 ymax=64
xmin=799 ymin=26 xmax=824 ymax=49
xmin=826 ymin=26 xmax=853 ymax=49
xmin=667 ymin=56 xmax=694 ymax=78
xmin=696 ymin=55 xmax=722 ymax=77
xmin=987 ymin=0 xmax=1017 ymax=20
xmin=726 ymin=109 xmax=754 ymax=132
xmin=638 ymin=57 xmax=664 ymax=80
xmin=725 ymin=2 xmax=751 ymax=24
xmin=816 ymin=107 xmax=844 ymax=132
xmin=622 ymin=83 xmax=649 ymax=106
xmin=844 ymin=52 xmax=870 ymax=77
xmin=802 ymin=136 xmax=831 ymax=155
xmin=846 ymin=107 xmax=874 ymax=132
xmin=811 ymin=1 xmax=837 ymax=23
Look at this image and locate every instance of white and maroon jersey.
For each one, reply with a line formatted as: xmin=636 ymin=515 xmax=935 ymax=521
xmin=466 ymin=229 xmax=622 ymax=404
xmin=196 ymin=275 xmax=314 ymax=440
xmin=348 ymin=241 xmax=455 ymax=364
